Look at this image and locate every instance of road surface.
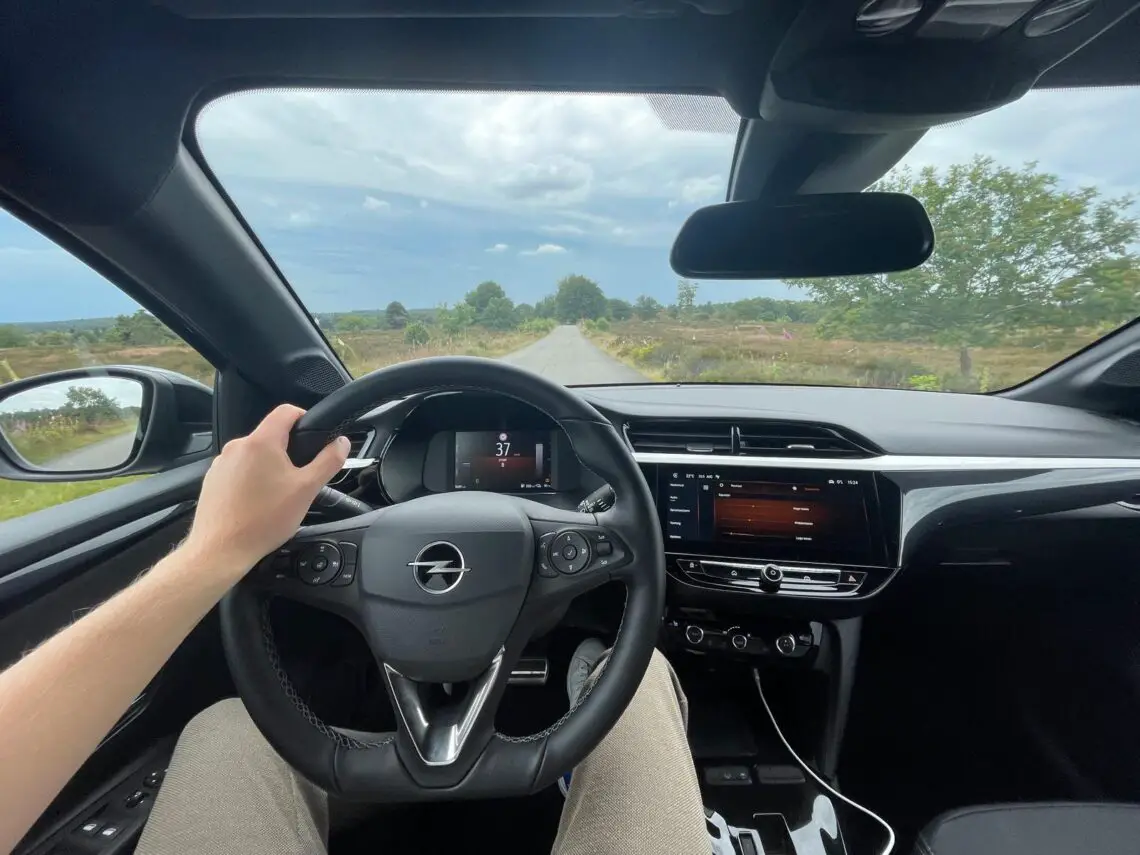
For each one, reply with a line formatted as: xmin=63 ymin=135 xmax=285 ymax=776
xmin=40 ymin=431 xmax=135 ymax=472
xmin=500 ymin=325 xmax=647 ymax=385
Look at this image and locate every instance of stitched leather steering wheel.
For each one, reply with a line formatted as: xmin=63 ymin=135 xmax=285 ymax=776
xmin=220 ymin=357 xmax=665 ymax=801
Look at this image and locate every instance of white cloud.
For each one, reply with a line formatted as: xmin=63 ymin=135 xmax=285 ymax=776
xmin=485 ymin=243 xmax=509 ymax=253
xmin=287 ymin=210 xmax=316 ymax=226
xmin=520 ymin=243 xmax=567 ymax=256
xmin=419 ymin=199 xmax=429 ymax=208
xmin=363 ymin=195 xmax=390 ymax=211
xmin=674 ymin=174 xmax=723 ymax=204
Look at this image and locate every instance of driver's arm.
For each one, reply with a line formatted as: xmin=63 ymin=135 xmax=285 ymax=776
xmin=0 ymin=405 xmax=348 ymax=855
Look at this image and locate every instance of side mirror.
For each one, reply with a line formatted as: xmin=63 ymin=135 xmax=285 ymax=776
xmin=0 ymin=366 xmax=214 ymax=482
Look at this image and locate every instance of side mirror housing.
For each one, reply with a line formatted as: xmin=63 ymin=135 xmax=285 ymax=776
xmin=0 ymin=366 xmax=213 ymax=482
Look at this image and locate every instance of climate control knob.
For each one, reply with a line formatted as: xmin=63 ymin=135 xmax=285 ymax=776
xmin=775 ymin=633 xmax=797 ymax=656
xmin=684 ymin=625 xmax=705 ymax=645
xmin=730 ymin=633 xmax=748 ymax=651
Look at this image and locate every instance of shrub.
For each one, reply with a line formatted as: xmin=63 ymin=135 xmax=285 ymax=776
xmin=404 ymin=322 xmax=430 ymax=347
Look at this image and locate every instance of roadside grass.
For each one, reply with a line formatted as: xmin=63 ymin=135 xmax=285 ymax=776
xmin=0 ymin=476 xmax=145 ymax=522
xmin=328 ymin=328 xmax=545 ymax=375
xmin=584 ymin=320 xmax=1095 ymax=392
xmin=12 ymin=419 xmax=137 ymax=465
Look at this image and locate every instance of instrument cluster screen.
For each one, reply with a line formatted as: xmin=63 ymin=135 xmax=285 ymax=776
xmin=454 ymin=430 xmax=553 ymax=493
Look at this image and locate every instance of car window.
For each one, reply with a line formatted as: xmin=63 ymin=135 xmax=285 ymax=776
xmin=0 ymin=211 xmax=214 ymax=522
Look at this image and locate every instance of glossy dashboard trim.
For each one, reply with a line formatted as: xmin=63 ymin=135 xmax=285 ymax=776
xmin=633 ymin=452 xmax=1140 ymax=471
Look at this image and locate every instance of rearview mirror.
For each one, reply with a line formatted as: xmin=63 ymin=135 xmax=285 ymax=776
xmin=0 ymin=376 xmax=144 ymax=473
xmin=0 ymin=366 xmax=214 ymax=482
xmin=670 ymin=192 xmax=934 ymax=279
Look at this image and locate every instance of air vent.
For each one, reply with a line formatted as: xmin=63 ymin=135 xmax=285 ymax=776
xmin=625 ymin=420 xmax=733 ymax=454
xmin=736 ymin=421 xmax=872 ymax=458
xmin=343 ymin=431 xmax=373 ymax=458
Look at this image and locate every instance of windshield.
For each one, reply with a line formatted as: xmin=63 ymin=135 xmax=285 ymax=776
xmin=196 ymin=87 xmax=1140 ymax=391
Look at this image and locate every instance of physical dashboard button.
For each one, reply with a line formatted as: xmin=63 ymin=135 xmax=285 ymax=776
xmin=730 ymin=633 xmax=748 ymax=651
xmin=595 ymin=541 xmax=613 ymax=557
xmin=775 ymin=633 xmax=797 ymax=656
xmin=760 ymin=564 xmax=783 ymax=591
xmin=297 ymin=542 xmax=341 ymax=585
xmin=684 ymin=625 xmax=705 ymax=645
xmin=549 ymin=531 xmax=591 ymax=574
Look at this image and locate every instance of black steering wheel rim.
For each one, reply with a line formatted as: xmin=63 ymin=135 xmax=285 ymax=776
xmin=220 ymin=356 xmax=665 ymax=802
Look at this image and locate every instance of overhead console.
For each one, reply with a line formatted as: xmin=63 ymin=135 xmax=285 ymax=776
xmin=641 ymin=462 xmax=901 ymax=602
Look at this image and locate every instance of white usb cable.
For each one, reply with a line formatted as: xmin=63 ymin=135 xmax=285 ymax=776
xmin=752 ymin=669 xmax=896 ymax=855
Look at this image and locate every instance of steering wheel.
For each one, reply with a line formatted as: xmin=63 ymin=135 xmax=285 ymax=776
xmin=220 ymin=357 xmax=665 ymax=801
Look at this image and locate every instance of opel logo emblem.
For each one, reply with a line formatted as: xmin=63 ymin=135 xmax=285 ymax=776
xmin=408 ymin=541 xmax=470 ymax=594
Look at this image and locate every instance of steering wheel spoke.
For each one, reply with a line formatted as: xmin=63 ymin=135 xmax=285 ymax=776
xmin=382 ymin=647 xmax=506 ymax=770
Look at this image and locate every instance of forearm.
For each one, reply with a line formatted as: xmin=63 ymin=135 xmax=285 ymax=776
xmin=0 ymin=541 xmax=241 ymax=854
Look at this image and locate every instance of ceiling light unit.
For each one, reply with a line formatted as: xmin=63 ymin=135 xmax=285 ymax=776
xmin=919 ymin=0 xmax=1038 ymax=40
xmin=854 ymin=0 xmax=926 ymax=36
xmin=1024 ymin=0 xmax=1097 ymax=36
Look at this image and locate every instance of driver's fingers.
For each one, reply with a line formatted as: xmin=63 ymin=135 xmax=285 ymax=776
xmin=301 ymin=435 xmax=351 ymax=487
xmin=252 ymin=404 xmax=306 ymax=446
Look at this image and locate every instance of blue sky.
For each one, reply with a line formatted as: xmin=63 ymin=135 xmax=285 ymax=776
xmin=1 ymin=87 xmax=1139 ymax=323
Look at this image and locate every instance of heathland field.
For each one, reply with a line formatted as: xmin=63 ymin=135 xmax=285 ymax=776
xmin=583 ymin=319 xmax=1093 ymax=392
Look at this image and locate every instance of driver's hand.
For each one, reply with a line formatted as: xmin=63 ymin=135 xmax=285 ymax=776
xmin=186 ymin=404 xmax=350 ymax=580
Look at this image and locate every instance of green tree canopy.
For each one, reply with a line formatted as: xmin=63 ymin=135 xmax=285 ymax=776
xmin=404 ymin=321 xmax=430 ymax=347
xmin=676 ymin=280 xmax=698 ymax=313
xmin=607 ymin=298 xmax=633 ymax=321
xmin=534 ymin=295 xmax=557 ymax=318
xmin=633 ymin=295 xmax=662 ymax=320
xmin=385 ymin=301 xmax=409 ymax=329
xmin=435 ymin=303 xmax=476 ymax=338
xmin=554 ymin=275 xmax=607 ymax=322
xmin=480 ymin=295 xmax=518 ymax=330
xmin=464 ymin=281 xmax=507 ymax=316
xmin=796 ymin=156 xmax=1140 ymax=346
xmin=107 ymin=310 xmax=177 ymax=346
xmin=0 ymin=326 xmax=27 ymax=348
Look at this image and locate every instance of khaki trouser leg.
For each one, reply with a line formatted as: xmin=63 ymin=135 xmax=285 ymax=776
xmin=137 ymin=650 xmax=706 ymax=855
xmin=135 ymin=698 xmax=328 ymax=855
xmin=552 ymin=649 xmax=709 ymax=855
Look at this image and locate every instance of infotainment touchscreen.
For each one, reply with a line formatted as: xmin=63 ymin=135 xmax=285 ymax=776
xmin=653 ymin=465 xmax=889 ymax=566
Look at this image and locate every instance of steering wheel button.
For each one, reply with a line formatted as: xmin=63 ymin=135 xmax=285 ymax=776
xmin=596 ymin=541 xmax=613 ymax=557
xmin=331 ymin=565 xmax=357 ymax=587
xmin=312 ymin=556 xmax=328 ymax=572
xmin=561 ymin=544 xmax=578 ymax=560
xmin=338 ymin=541 xmax=359 ymax=567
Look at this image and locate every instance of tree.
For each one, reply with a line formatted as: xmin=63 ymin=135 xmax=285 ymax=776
xmin=64 ymin=386 xmax=120 ymax=427
xmin=385 ymin=301 xmax=409 ymax=329
xmin=796 ymin=156 xmax=1140 ymax=349
xmin=514 ymin=303 xmax=536 ymax=323
xmin=481 ymin=296 xmax=518 ymax=330
xmin=676 ymin=280 xmax=698 ymax=313
xmin=336 ymin=314 xmax=371 ymax=332
xmin=464 ymin=281 xmax=507 ymax=316
xmin=633 ymin=295 xmax=662 ymax=320
xmin=404 ymin=321 xmax=430 ymax=347
xmin=435 ymin=303 xmax=476 ymax=338
xmin=107 ymin=310 xmax=176 ymax=346
xmin=0 ymin=325 xmax=27 ymax=348
xmin=534 ymin=295 xmax=557 ymax=318
xmin=554 ymin=274 xmax=607 ymax=322
xmin=607 ymin=298 xmax=633 ymax=321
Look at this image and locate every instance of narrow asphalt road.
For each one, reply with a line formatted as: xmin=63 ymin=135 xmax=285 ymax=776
xmin=40 ymin=431 xmax=135 ymax=472
xmin=500 ymin=325 xmax=647 ymax=385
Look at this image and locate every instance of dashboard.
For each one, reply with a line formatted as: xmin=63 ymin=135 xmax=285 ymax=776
xmin=350 ymin=383 xmax=1140 ymax=616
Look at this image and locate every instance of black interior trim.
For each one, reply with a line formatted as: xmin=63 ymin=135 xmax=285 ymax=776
xmin=0 ymin=459 xmax=209 ymax=581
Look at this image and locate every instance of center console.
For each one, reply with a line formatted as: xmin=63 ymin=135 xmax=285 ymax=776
xmin=636 ymin=462 xmax=896 ymax=853
xmin=640 ymin=463 xmax=900 ymax=603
